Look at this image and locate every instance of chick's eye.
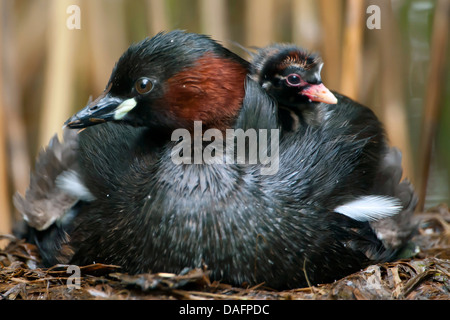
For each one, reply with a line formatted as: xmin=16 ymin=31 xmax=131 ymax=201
xmin=135 ymin=77 xmax=154 ymax=94
xmin=286 ymin=74 xmax=302 ymax=86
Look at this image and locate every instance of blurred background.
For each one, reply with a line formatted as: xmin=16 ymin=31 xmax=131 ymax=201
xmin=0 ymin=0 xmax=449 ymax=236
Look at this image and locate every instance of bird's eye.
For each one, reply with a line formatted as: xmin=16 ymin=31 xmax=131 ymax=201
xmin=286 ymin=74 xmax=302 ymax=86
xmin=135 ymin=77 xmax=154 ymax=94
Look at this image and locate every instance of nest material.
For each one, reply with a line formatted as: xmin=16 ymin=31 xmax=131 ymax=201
xmin=1 ymin=205 xmax=449 ymax=300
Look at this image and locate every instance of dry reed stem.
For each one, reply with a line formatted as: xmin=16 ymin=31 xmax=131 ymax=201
xmin=417 ymin=0 xmax=450 ymax=211
xmin=200 ymin=0 xmax=228 ymax=43
xmin=340 ymin=0 xmax=364 ymax=100
xmin=376 ymin=0 xmax=414 ymax=184
xmin=318 ymin=0 xmax=343 ymax=90
xmin=39 ymin=0 xmax=80 ymax=147
xmin=245 ymin=0 xmax=275 ymax=47
xmin=147 ymin=0 xmax=170 ymax=34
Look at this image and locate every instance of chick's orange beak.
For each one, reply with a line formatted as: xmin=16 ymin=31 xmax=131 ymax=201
xmin=300 ymin=83 xmax=338 ymax=104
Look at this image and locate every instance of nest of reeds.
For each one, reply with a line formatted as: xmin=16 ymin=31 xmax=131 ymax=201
xmin=1 ymin=205 xmax=449 ymax=300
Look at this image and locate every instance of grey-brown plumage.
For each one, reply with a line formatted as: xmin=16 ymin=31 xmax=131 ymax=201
xmin=371 ymin=147 xmax=418 ymax=250
xmin=13 ymin=129 xmax=79 ymax=231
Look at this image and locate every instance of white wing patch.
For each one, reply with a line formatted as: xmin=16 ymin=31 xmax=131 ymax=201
xmin=334 ymin=195 xmax=403 ymax=222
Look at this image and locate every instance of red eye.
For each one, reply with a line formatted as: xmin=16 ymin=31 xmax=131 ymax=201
xmin=135 ymin=77 xmax=154 ymax=94
xmin=286 ymin=74 xmax=302 ymax=86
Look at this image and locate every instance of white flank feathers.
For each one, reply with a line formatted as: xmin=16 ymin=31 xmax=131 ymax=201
xmin=56 ymin=170 xmax=96 ymax=201
xmin=334 ymin=195 xmax=403 ymax=222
